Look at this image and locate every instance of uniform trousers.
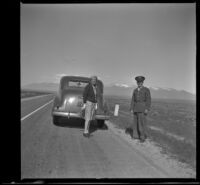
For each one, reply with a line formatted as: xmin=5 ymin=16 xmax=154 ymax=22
xmin=84 ymin=100 xmax=96 ymax=134
xmin=132 ymin=112 xmax=147 ymax=140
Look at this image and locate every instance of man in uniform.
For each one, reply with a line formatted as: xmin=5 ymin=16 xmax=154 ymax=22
xmin=130 ymin=76 xmax=151 ymax=143
xmin=82 ymin=76 xmax=98 ymax=138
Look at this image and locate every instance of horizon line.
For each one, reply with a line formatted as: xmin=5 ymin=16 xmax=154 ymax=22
xmin=21 ymin=81 xmax=196 ymax=95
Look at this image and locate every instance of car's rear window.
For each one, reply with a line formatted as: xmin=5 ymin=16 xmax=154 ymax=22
xmin=61 ymin=78 xmax=103 ymax=92
xmin=67 ymin=81 xmax=88 ymax=88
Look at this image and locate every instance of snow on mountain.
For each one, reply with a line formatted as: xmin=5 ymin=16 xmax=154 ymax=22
xmin=115 ymin=83 xmax=130 ymax=88
xmin=160 ymin=87 xmax=174 ymax=91
xmin=104 ymin=84 xmax=195 ymax=100
xmin=149 ymin=86 xmax=160 ymax=90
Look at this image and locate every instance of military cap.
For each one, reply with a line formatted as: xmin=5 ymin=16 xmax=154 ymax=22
xmin=135 ymin=76 xmax=145 ymax=82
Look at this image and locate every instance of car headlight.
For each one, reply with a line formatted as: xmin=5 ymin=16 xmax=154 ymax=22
xmin=68 ymin=97 xmax=75 ymax=104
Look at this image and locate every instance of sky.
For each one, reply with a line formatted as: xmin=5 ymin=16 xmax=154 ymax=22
xmin=21 ymin=3 xmax=196 ymax=94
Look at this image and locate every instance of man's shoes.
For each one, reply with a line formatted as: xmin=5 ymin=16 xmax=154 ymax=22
xmin=132 ymin=136 xmax=140 ymax=140
xmin=139 ymin=139 xmax=146 ymax=143
xmin=83 ymin=133 xmax=90 ymax=138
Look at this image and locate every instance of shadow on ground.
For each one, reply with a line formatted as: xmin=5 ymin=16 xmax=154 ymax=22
xmin=53 ymin=117 xmax=108 ymax=134
xmin=125 ymin=127 xmax=133 ymax=138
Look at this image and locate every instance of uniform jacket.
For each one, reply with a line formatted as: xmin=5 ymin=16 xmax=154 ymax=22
xmin=83 ymin=83 xmax=100 ymax=103
xmin=130 ymin=86 xmax=151 ymax=113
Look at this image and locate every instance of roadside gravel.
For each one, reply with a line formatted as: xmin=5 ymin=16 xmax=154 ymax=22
xmin=106 ymin=120 xmax=196 ymax=178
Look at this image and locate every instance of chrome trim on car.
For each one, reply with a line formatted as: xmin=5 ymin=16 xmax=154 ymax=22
xmin=52 ymin=111 xmax=109 ymax=120
xmin=52 ymin=111 xmax=81 ymax=118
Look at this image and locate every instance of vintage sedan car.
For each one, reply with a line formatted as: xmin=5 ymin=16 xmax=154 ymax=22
xmin=51 ymin=76 xmax=110 ymax=127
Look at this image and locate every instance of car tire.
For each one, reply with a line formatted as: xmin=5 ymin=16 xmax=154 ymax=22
xmin=97 ymin=120 xmax=105 ymax=128
xmin=53 ymin=116 xmax=59 ymax=124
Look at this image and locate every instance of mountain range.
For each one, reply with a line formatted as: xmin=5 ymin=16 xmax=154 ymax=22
xmin=21 ymin=82 xmax=195 ymax=100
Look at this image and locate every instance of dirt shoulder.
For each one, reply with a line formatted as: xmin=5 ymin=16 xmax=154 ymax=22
xmin=106 ymin=120 xmax=196 ymax=178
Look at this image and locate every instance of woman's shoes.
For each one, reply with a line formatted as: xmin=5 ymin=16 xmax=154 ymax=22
xmin=83 ymin=133 xmax=90 ymax=138
xmin=139 ymin=136 xmax=147 ymax=143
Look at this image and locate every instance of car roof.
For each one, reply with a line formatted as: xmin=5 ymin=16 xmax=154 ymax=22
xmin=61 ymin=76 xmax=91 ymax=82
xmin=60 ymin=76 xmax=103 ymax=85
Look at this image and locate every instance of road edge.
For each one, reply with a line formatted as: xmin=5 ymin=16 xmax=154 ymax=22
xmin=105 ymin=120 xmax=196 ymax=178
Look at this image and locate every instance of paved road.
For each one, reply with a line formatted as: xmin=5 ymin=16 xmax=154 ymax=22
xmin=21 ymin=95 xmax=171 ymax=178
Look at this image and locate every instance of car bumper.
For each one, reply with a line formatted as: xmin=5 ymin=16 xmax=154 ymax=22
xmin=52 ymin=111 xmax=110 ymax=120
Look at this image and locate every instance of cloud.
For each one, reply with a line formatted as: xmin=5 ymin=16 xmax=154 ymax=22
xmin=115 ymin=83 xmax=130 ymax=88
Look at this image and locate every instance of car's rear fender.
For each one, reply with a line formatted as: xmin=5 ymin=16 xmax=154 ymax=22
xmin=53 ymin=96 xmax=62 ymax=108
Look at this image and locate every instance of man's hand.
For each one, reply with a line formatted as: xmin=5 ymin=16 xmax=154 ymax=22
xmin=144 ymin=109 xmax=148 ymax=115
xmin=95 ymin=103 xmax=98 ymax=110
xmin=81 ymin=103 xmax=86 ymax=110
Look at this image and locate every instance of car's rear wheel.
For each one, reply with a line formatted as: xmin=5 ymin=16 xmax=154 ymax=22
xmin=53 ymin=116 xmax=60 ymax=124
xmin=97 ymin=120 xmax=105 ymax=128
